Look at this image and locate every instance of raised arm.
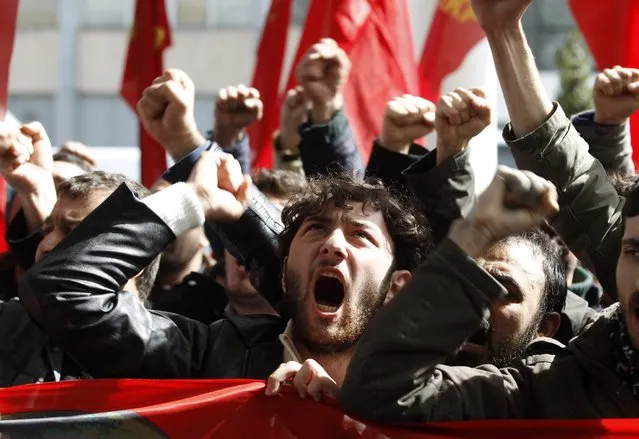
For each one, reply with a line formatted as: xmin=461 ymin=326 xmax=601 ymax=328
xmin=475 ymin=0 xmax=625 ymax=295
xmin=573 ymin=66 xmax=639 ymax=174
xmin=295 ymin=39 xmax=364 ymax=177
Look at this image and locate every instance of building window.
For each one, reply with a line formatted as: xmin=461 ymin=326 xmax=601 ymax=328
xmin=16 ymin=0 xmax=58 ymax=29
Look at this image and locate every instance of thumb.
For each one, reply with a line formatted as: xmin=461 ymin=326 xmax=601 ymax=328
xmin=20 ymin=122 xmax=53 ymax=171
xmin=236 ymin=175 xmax=252 ymax=209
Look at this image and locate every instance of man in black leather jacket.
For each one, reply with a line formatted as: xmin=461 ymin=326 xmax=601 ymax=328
xmin=19 ymin=127 xmax=432 ymax=381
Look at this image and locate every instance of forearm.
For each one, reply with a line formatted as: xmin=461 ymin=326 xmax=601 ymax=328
xmin=18 ymin=187 xmax=56 ymax=234
xmin=486 ymin=25 xmax=554 ymax=137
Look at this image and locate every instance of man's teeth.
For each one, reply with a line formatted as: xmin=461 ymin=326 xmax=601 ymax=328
xmin=317 ymin=304 xmax=339 ymax=313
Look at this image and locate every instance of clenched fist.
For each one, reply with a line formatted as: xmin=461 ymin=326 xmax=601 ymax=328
xmin=379 ymin=95 xmax=436 ymax=155
xmin=593 ymin=65 xmax=639 ymax=126
xmin=279 ymin=87 xmax=311 ymax=153
xmin=0 ymin=122 xmax=57 ymax=232
xmin=187 ymin=151 xmax=251 ymax=223
xmin=0 ymin=122 xmax=54 ymax=194
xmin=137 ymin=68 xmax=205 ymax=161
xmin=435 ymin=87 xmax=492 ymax=165
xmin=296 ymin=38 xmax=351 ymax=124
xmin=215 ymin=84 xmax=263 ymax=148
xmin=450 ymin=166 xmax=559 ymax=258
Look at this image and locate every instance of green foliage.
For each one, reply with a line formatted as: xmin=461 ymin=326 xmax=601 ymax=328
xmin=555 ymin=30 xmax=594 ymax=116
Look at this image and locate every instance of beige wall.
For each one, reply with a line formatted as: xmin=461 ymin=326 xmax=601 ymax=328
xmin=9 ymin=0 xmax=437 ymax=95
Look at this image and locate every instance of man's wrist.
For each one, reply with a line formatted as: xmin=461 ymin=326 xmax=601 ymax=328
xmin=593 ymin=112 xmax=628 ymax=126
xmin=167 ymin=131 xmax=207 ymax=161
xmin=310 ymin=96 xmax=343 ymax=124
xmin=214 ymin=128 xmax=245 ymax=149
xmin=378 ymin=135 xmax=410 ymax=155
xmin=436 ymin=140 xmax=468 ymax=165
xmin=448 ymin=219 xmax=494 ymax=259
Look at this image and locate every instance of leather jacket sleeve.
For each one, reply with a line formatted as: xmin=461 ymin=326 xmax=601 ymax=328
xmin=19 ymin=184 xmax=215 ymax=378
xmin=298 ymin=109 xmax=365 ymax=178
xmin=161 ymin=140 xmax=285 ymax=307
xmin=403 ymin=147 xmax=476 ymax=245
xmin=365 ymin=141 xmax=425 ymax=193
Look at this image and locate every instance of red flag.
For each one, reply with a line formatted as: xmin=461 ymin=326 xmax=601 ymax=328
xmin=570 ymin=0 xmax=639 ymax=168
xmin=247 ymin=0 xmax=293 ymax=169
xmin=0 ymin=378 xmax=637 ymax=438
xmin=419 ymin=0 xmax=486 ymax=103
xmin=0 ymin=0 xmax=19 ymax=253
xmin=281 ymin=0 xmax=418 ymax=162
xmin=120 ymin=0 xmax=172 ymax=187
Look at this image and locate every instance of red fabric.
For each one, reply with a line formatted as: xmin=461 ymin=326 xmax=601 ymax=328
xmin=248 ymin=0 xmax=293 ymax=169
xmin=0 ymin=379 xmax=638 ymax=438
xmin=418 ymin=0 xmax=485 ymax=103
xmin=570 ymin=0 xmax=639 ymax=168
xmin=282 ymin=0 xmax=418 ymax=162
xmin=120 ymin=0 xmax=172 ymax=187
xmin=0 ymin=0 xmax=18 ymax=253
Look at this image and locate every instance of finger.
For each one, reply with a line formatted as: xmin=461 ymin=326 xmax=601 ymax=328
xmin=306 ymin=377 xmax=326 ymax=402
xmin=595 ymin=73 xmax=615 ymax=96
xmin=236 ymin=84 xmax=250 ymax=99
xmin=248 ymin=87 xmax=261 ymax=100
xmin=628 ymin=81 xmax=639 ymax=96
xmin=439 ymin=96 xmax=462 ymax=125
xmin=163 ymin=68 xmax=194 ymax=92
xmin=226 ymin=86 xmax=239 ymax=110
xmin=292 ymin=363 xmax=314 ymax=398
xmin=236 ymin=175 xmax=252 ymax=210
xmin=450 ymin=90 xmax=471 ymax=123
xmin=265 ymin=362 xmax=302 ymax=396
xmin=615 ymin=66 xmax=633 ymax=82
xmin=604 ymin=68 xmax=624 ymax=95
xmin=21 ymin=122 xmax=53 ymax=170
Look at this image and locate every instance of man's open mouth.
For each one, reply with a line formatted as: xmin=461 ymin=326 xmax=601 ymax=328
xmin=461 ymin=325 xmax=489 ymax=354
xmin=313 ymin=271 xmax=346 ymax=315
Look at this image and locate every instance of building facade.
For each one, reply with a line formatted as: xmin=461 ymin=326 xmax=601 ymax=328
xmin=8 ymin=0 xmax=584 ymax=169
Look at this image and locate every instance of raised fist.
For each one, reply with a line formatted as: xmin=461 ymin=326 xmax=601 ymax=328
xmin=379 ymin=95 xmax=436 ymax=155
xmin=279 ymin=87 xmax=311 ymax=152
xmin=187 ymin=151 xmax=251 ymax=223
xmin=435 ymin=87 xmax=492 ymax=165
xmin=0 ymin=121 xmax=54 ymax=194
xmin=593 ymin=65 xmax=639 ymax=125
xmin=0 ymin=121 xmax=57 ymax=232
xmin=470 ymin=0 xmax=534 ymax=31
xmin=265 ymin=359 xmax=339 ymax=402
xmin=137 ymin=68 xmax=205 ymax=161
xmin=450 ymin=166 xmax=559 ymax=258
xmin=296 ymin=38 xmax=351 ymax=124
xmin=214 ymin=84 xmax=263 ymax=148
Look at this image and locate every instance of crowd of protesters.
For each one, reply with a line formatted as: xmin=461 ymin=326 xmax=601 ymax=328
xmin=2 ymin=0 xmax=639 ymax=423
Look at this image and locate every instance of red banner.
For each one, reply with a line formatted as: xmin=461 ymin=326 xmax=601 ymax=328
xmin=248 ymin=0 xmax=293 ymax=169
xmin=120 ymin=0 xmax=172 ymax=187
xmin=419 ymin=0 xmax=486 ymax=104
xmin=0 ymin=379 xmax=638 ymax=438
xmin=569 ymin=0 xmax=639 ymax=168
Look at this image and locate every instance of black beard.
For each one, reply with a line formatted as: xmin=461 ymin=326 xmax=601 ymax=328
xmin=489 ymin=308 xmax=544 ymax=368
xmin=282 ymin=266 xmax=392 ymax=355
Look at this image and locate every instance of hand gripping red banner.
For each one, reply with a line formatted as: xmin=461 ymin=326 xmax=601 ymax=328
xmin=0 ymin=379 xmax=637 ymax=438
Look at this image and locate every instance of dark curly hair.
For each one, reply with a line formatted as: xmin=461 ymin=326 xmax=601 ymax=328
xmin=251 ymin=168 xmax=307 ymax=201
xmin=279 ymin=173 xmax=433 ymax=272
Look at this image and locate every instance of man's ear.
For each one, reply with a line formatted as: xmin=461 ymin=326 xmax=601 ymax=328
xmin=383 ymin=270 xmax=412 ymax=305
xmin=537 ymin=312 xmax=561 ymax=338
xmin=281 ymin=257 xmax=288 ymax=292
